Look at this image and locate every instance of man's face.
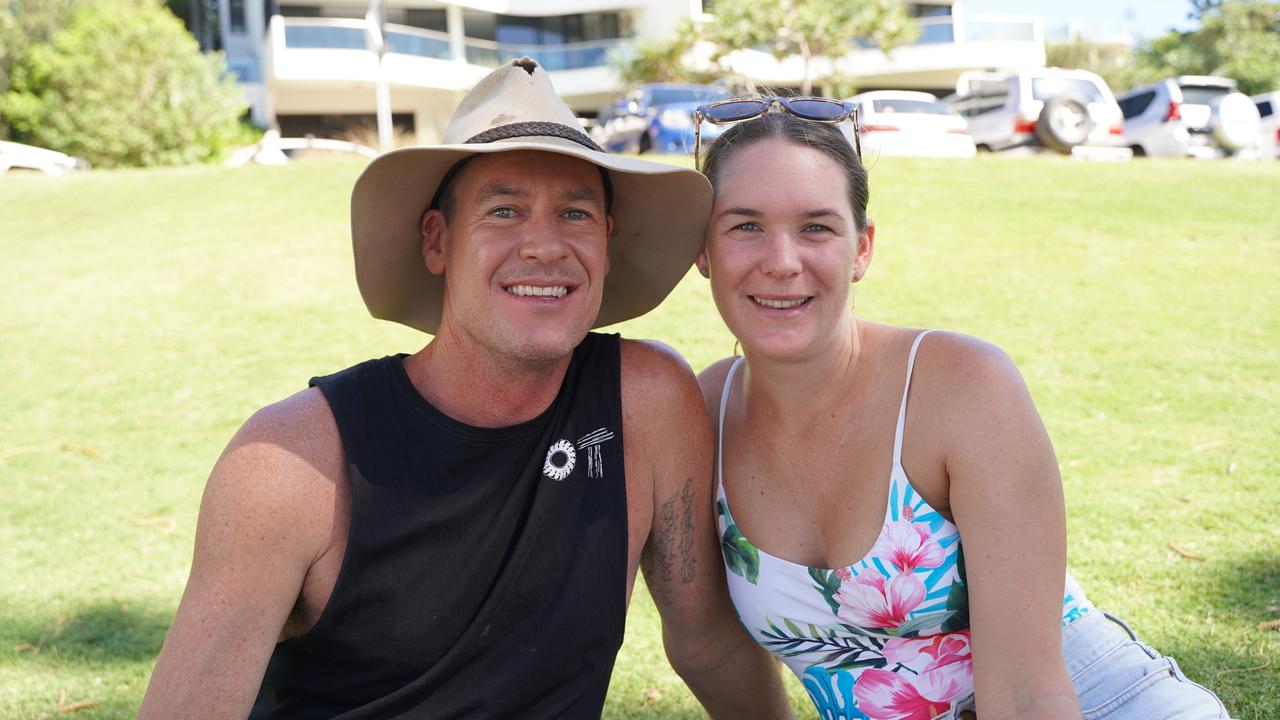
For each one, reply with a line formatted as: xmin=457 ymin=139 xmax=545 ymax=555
xmin=422 ymin=151 xmax=613 ymax=366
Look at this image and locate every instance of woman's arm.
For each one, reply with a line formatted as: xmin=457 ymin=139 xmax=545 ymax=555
xmin=930 ymin=334 xmax=1081 ymax=720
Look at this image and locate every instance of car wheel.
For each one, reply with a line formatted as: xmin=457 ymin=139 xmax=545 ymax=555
xmin=1130 ymin=144 xmax=1146 ymax=157
xmin=1211 ymin=93 xmax=1262 ymax=152
xmin=1035 ymin=95 xmax=1094 ymax=154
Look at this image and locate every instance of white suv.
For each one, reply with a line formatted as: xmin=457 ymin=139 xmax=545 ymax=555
xmin=945 ymin=68 xmax=1129 ymax=159
xmin=1253 ymin=91 xmax=1280 ymax=159
xmin=1116 ymin=76 xmax=1262 ymax=159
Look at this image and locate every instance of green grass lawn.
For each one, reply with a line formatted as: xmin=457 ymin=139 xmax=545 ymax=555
xmin=2 ymin=154 xmax=1278 ymax=719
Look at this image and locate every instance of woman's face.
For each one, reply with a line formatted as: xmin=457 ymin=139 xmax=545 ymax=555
xmin=700 ymin=138 xmax=872 ymax=362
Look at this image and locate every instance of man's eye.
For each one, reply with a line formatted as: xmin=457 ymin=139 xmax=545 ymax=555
xmin=564 ymin=209 xmax=590 ymax=220
xmin=490 ymin=207 xmax=515 ymax=219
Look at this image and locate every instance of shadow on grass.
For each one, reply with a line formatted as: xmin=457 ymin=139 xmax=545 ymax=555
xmin=1157 ymin=553 xmax=1280 ymax=720
xmin=9 ymin=601 xmax=169 ymax=667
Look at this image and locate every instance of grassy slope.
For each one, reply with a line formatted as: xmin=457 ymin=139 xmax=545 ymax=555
xmin=1 ymin=155 xmax=1277 ymax=718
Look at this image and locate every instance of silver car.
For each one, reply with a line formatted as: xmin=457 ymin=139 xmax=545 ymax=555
xmin=1253 ymin=91 xmax=1280 ymax=160
xmin=945 ymin=68 xmax=1129 ymax=159
xmin=1116 ymin=76 xmax=1262 ymax=159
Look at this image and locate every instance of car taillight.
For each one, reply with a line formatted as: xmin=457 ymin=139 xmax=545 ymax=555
xmin=1109 ymin=123 xmax=1123 ymax=135
xmin=860 ymin=124 xmax=900 ymax=133
xmin=1275 ymin=127 xmax=1280 ymax=143
xmin=1165 ymin=101 xmax=1181 ymax=122
xmin=946 ymin=128 xmax=970 ymax=134
xmin=1013 ymin=118 xmax=1036 ymax=134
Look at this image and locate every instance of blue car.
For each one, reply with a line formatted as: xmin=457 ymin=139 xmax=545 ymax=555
xmin=594 ymin=83 xmax=733 ymax=155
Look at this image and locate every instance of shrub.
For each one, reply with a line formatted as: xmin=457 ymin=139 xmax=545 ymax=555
xmin=1 ymin=0 xmax=247 ymax=167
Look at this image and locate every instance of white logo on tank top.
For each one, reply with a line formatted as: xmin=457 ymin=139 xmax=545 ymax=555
xmin=542 ymin=428 xmax=615 ymax=481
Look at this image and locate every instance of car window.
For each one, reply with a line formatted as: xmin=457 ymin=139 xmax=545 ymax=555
xmin=1179 ymin=85 xmax=1231 ymax=106
xmin=1030 ymin=77 xmax=1105 ymax=103
xmin=1258 ymin=100 xmax=1274 ymax=118
xmin=872 ymin=98 xmax=956 ymax=116
xmin=1119 ymin=90 xmax=1156 ymax=119
xmin=647 ymin=87 xmax=729 ymax=106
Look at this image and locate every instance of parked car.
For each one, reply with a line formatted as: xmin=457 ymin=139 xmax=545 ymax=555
xmin=593 ymin=83 xmax=732 ymax=155
xmin=945 ymin=68 xmax=1130 ymax=159
xmin=0 ymin=141 xmax=88 ymax=175
xmin=1116 ymin=76 xmax=1263 ymax=158
xmin=846 ymin=90 xmax=976 ymax=158
xmin=1253 ymin=91 xmax=1280 ymax=159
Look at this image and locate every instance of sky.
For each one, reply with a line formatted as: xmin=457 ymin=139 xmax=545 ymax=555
xmin=962 ymin=0 xmax=1198 ymax=41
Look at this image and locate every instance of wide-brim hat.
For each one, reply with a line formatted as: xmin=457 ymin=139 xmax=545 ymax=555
xmin=350 ymin=57 xmax=713 ymax=334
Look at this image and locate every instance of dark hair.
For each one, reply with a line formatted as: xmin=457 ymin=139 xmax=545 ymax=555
xmin=700 ymin=113 xmax=869 ymax=233
xmin=430 ymin=155 xmax=615 ymax=223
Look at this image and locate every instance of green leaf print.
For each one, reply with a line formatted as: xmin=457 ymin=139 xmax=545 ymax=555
xmin=759 ymin=617 xmax=887 ymax=668
xmin=719 ymin=499 xmax=760 ymax=584
xmin=808 ymin=567 xmax=842 ymax=615
xmin=895 ymin=611 xmax=955 ymax=638
xmin=942 ymin=547 xmax=970 ymax=632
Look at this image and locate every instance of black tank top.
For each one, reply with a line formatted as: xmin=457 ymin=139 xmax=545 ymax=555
xmin=251 ymin=333 xmax=628 ymax=719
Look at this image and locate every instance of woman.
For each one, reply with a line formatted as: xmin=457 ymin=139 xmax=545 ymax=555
xmin=693 ymin=102 xmax=1231 ymax=719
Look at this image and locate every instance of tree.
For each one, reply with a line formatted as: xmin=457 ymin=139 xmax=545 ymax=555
xmin=1 ymin=0 xmax=247 ymax=166
xmin=707 ymin=0 xmax=918 ymax=95
xmin=614 ymin=0 xmax=918 ymax=95
xmin=1132 ymin=1 xmax=1280 ymax=95
xmin=614 ymin=19 xmax=721 ymax=87
xmin=0 ymin=0 xmax=91 ymax=137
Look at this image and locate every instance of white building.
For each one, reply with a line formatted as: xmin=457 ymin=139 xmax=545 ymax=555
xmin=217 ymin=0 xmax=1045 ymax=143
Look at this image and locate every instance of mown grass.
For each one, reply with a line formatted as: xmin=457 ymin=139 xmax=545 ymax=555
xmin=1 ymin=154 xmax=1277 ymax=719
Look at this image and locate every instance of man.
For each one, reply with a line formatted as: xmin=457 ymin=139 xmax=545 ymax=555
xmin=138 ymin=58 xmax=790 ymax=718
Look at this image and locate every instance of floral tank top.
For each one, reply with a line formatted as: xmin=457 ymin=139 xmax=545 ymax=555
xmin=715 ymin=331 xmax=1094 ymax=720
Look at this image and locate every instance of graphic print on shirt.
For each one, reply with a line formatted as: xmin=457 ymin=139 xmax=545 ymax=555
xmin=542 ymin=428 xmax=615 ymax=481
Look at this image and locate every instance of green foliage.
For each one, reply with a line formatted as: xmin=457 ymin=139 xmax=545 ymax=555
xmin=614 ymin=19 xmax=721 ymax=87
xmin=0 ymin=0 xmax=92 ymax=135
xmin=1132 ymin=1 xmax=1280 ymax=95
xmin=614 ymin=0 xmax=916 ymax=95
xmin=0 ymin=0 xmax=246 ymax=167
xmin=707 ymin=0 xmax=918 ymax=94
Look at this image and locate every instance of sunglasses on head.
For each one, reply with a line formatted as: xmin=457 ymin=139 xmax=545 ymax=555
xmin=693 ymin=96 xmax=862 ymax=170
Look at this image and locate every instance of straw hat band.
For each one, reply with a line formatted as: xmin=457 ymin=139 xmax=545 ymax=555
xmin=466 ymin=121 xmax=604 ymax=152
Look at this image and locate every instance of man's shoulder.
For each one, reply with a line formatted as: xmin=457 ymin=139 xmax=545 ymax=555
xmin=617 ymin=339 xmax=707 ymax=432
xmin=211 ymin=387 xmax=345 ymax=509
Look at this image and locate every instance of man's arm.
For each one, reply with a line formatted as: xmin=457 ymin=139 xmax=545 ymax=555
xmin=138 ymin=388 xmax=344 ymax=719
xmin=622 ymin=341 xmax=792 ymax=719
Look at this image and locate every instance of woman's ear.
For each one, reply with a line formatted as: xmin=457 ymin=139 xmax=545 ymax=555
xmin=853 ymin=219 xmax=875 ymax=283
xmin=695 ymin=249 xmax=710 ymax=279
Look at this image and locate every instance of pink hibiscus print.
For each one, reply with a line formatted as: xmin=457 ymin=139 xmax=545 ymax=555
xmin=834 ymin=572 xmax=926 ymax=629
xmin=882 ymin=631 xmax=973 ymax=673
xmin=871 ymin=520 xmax=945 ymax=573
xmin=853 ymin=660 xmax=972 ymax=720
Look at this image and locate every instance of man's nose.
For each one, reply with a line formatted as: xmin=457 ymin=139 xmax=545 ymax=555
xmin=518 ymin=212 xmax=570 ymax=263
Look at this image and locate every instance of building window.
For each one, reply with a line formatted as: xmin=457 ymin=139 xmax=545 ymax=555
xmin=230 ymin=0 xmax=247 ymax=32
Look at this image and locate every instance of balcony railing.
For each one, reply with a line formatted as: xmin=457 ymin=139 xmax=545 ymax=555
xmin=279 ymin=17 xmax=624 ymax=71
xmin=855 ymin=14 xmax=1041 ymax=48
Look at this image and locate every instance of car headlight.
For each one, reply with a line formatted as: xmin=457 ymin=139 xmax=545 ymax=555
xmin=659 ymin=109 xmax=693 ymax=130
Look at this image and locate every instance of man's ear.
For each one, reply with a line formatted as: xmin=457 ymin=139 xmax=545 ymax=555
xmin=422 ymin=209 xmax=447 ymax=275
xmin=604 ymin=214 xmax=614 ymax=276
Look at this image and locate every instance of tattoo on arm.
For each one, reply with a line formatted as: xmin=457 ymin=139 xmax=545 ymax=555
xmin=644 ymin=478 xmax=697 ymax=608
xmin=679 ymin=479 xmax=696 ymax=583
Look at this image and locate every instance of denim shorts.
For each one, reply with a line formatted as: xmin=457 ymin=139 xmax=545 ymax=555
xmin=943 ymin=610 xmax=1231 ymax=719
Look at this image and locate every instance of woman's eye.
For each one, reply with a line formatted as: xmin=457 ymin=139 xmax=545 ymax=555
xmin=732 ymin=222 xmax=761 ymax=232
xmin=803 ymin=224 xmax=832 ymax=234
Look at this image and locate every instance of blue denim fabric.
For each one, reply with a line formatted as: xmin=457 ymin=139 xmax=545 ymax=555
xmin=942 ymin=610 xmax=1230 ymax=719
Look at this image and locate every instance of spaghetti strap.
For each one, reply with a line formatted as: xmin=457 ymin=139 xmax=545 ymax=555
xmin=717 ymin=357 xmax=745 ymax=489
xmin=892 ymin=331 xmax=934 ymax=470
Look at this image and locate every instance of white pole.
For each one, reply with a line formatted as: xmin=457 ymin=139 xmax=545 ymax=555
xmin=366 ymin=0 xmax=392 ymax=151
